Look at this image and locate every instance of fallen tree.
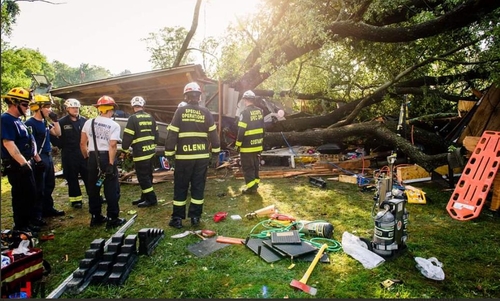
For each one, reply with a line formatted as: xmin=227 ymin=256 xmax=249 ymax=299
xmin=263 ymin=120 xmax=449 ymax=172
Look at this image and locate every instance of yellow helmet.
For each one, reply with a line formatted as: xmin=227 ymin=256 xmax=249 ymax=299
xmin=29 ymin=94 xmax=53 ymax=111
xmin=1 ymin=87 xmax=32 ymax=105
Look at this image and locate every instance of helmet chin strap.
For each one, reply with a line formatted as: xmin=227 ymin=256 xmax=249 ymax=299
xmin=16 ymin=104 xmax=26 ymax=117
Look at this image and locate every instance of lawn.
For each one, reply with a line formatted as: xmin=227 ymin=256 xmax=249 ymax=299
xmin=1 ymin=164 xmax=499 ymax=299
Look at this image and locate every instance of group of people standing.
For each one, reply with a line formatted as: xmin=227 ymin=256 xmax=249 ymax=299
xmin=1 ymin=82 xmax=265 ymax=233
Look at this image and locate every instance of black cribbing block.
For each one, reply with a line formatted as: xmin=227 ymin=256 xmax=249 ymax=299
xmin=106 ymin=253 xmax=138 ymax=286
xmin=73 ymin=267 xmax=90 ymax=279
xmin=91 ymin=270 xmax=109 ymax=284
xmin=90 ymin=238 xmax=106 ymax=250
xmin=138 ymin=245 xmax=148 ymax=256
xmin=112 ymin=262 xmax=127 ymax=273
xmin=67 ymin=277 xmax=84 ymax=288
xmin=111 ymin=233 xmax=125 ymax=244
xmin=102 ymin=251 xmax=118 ymax=262
xmin=97 ymin=260 xmax=114 ymax=271
xmin=85 ymin=248 xmax=103 ymax=259
xmin=107 ymin=242 xmax=122 ymax=253
xmin=138 ymin=228 xmax=149 ymax=239
xmin=125 ymin=234 xmax=137 ymax=245
xmin=106 ymin=272 xmax=122 ymax=285
xmin=116 ymin=252 xmax=131 ymax=263
xmin=120 ymin=244 xmax=136 ymax=255
xmin=79 ymin=257 xmax=97 ymax=269
xmin=123 ymin=238 xmax=137 ymax=249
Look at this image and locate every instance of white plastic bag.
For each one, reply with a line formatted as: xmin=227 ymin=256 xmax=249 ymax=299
xmin=341 ymin=231 xmax=385 ymax=269
xmin=414 ymin=257 xmax=445 ymax=281
xmin=11 ymin=239 xmax=35 ymax=256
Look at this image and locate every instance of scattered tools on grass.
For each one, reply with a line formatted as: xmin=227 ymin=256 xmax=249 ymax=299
xmin=40 ymin=233 xmax=55 ymax=241
xmin=270 ymin=213 xmax=296 ymax=222
xmin=200 ymin=229 xmax=216 ymax=238
xmin=171 ymin=229 xmax=216 ymax=240
xmin=213 ymin=212 xmax=228 ymax=222
xmin=268 ymin=213 xmax=296 ymax=227
xmin=171 ymin=231 xmax=191 ymax=239
xmin=245 ymin=204 xmax=277 ymax=219
xmin=216 ymin=236 xmax=245 ymax=245
xmin=380 ymin=279 xmax=403 ymax=289
xmin=289 ymin=243 xmax=328 ymax=296
xmin=309 ymin=176 xmax=327 ymax=188
xmin=192 ymin=231 xmax=206 ymax=240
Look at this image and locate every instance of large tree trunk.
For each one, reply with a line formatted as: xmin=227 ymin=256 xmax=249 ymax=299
xmin=263 ymin=120 xmax=449 ymax=171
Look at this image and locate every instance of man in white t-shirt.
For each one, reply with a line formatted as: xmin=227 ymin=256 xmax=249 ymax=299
xmin=80 ymin=95 xmax=126 ymax=229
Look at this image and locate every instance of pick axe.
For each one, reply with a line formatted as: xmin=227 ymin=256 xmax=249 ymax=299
xmin=290 ymin=243 xmax=328 ymax=296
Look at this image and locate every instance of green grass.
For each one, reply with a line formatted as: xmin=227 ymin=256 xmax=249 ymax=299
xmin=1 ymin=168 xmax=499 ymax=299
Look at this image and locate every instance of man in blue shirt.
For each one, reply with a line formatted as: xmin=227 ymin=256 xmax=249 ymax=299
xmin=1 ymin=87 xmax=43 ymax=233
xmin=25 ymin=94 xmax=65 ymax=226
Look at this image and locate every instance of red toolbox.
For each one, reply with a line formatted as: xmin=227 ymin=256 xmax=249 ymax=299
xmin=1 ymin=248 xmax=44 ymax=298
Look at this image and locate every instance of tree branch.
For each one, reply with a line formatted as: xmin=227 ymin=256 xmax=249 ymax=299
xmin=329 ymin=36 xmax=486 ymax=128
xmin=173 ymin=0 xmax=202 ymax=67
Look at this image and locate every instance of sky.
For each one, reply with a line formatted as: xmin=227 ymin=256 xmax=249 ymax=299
xmin=7 ymin=0 xmax=261 ymax=75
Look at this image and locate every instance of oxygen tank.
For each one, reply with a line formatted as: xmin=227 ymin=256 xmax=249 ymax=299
xmin=372 ymin=204 xmax=396 ymax=257
xmin=295 ymin=220 xmax=334 ymax=239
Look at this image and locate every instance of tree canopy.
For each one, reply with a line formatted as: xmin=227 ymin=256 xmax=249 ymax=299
xmin=214 ymin=0 xmax=499 ymax=126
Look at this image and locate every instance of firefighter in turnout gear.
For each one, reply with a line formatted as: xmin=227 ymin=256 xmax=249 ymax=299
xmin=165 ymin=82 xmax=220 ymax=229
xmin=235 ymin=90 xmax=265 ymax=194
xmin=52 ymin=98 xmax=89 ymax=209
xmin=121 ymin=96 xmax=159 ymax=208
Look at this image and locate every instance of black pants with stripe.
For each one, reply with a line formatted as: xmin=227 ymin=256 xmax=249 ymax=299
xmin=172 ymin=158 xmax=209 ymax=219
xmin=62 ymin=149 xmax=89 ymax=204
xmin=240 ymin=152 xmax=260 ymax=189
xmin=134 ymin=157 xmax=157 ymax=203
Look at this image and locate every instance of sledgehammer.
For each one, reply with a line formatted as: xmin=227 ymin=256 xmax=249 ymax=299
xmin=289 ymin=243 xmax=328 ymax=296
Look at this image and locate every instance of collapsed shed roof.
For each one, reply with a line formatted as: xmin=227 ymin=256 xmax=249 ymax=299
xmin=49 ymin=64 xmax=214 ymax=123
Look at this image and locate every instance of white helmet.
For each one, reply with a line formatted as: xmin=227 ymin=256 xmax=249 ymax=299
xmin=242 ymin=90 xmax=256 ymax=99
xmin=183 ymin=82 xmax=202 ymax=95
xmin=131 ymin=96 xmax=146 ymax=107
xmin=64 ymin=98 xmax=81 ymax=108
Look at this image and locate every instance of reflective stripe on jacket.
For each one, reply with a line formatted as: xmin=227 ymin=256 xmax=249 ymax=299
xmin=164 ymin=104 xmax=220 ymax=159
xmin=235 ymin=105 xmax=264 ymax=153
xmin=121 ymin=110 xmax=158 ymax=162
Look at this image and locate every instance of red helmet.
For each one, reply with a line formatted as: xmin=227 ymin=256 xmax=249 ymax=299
xmin=94 ymin=95 xmax=118 ymax=113
xmin=94 ymin=95 xmax=117 ymax=107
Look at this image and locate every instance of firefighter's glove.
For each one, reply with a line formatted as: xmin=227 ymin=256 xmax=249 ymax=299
xmin=20 ymin=162 xmax=32 ymax=173
xmin=34 ymin=160 xmax=46 ymax=171
xmin=105 ymin=164 xmax=115 ymax=177
xmin=48 ymin=112 xmax=58 ymax=122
